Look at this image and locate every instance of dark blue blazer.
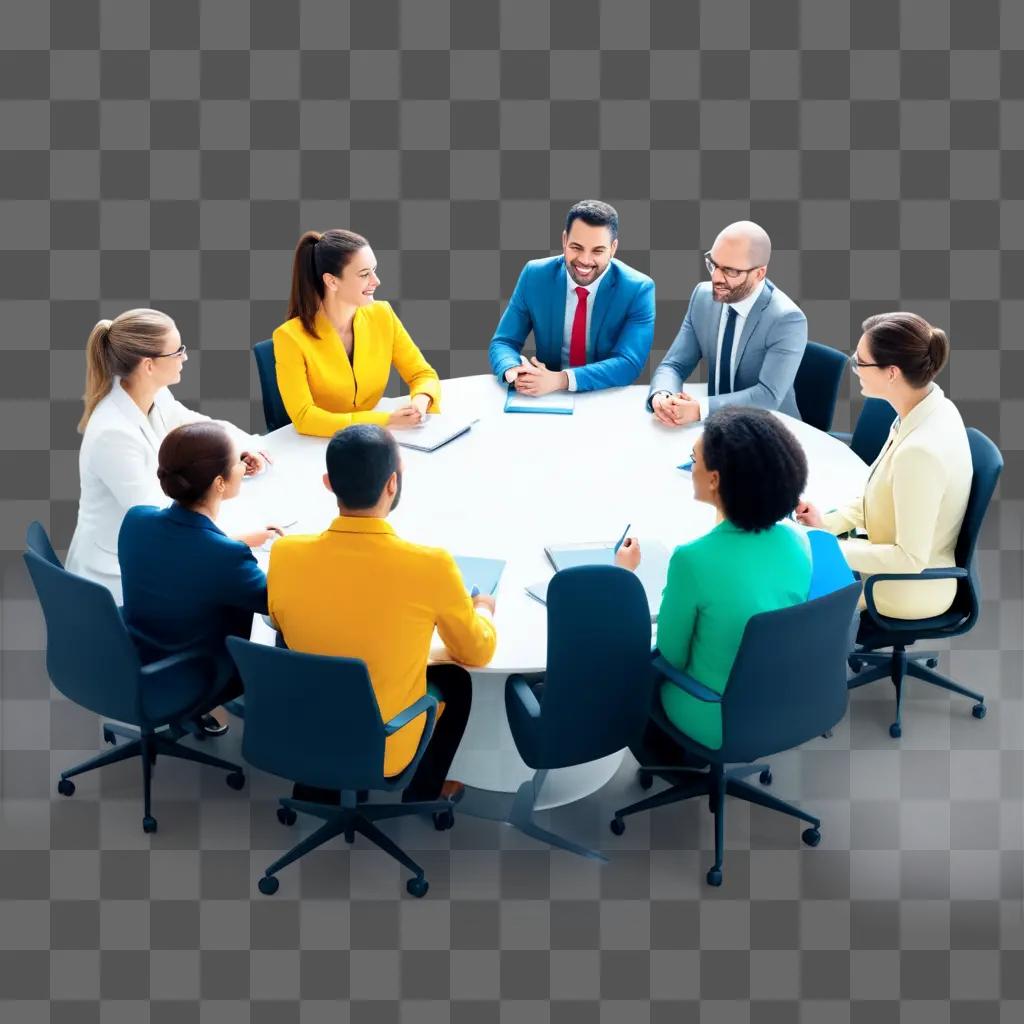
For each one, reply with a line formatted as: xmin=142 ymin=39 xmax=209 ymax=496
xmin=118 ymin=504 xmax=268 ymax=663
xmin=488 ymin=256 xmax=655 ymax=392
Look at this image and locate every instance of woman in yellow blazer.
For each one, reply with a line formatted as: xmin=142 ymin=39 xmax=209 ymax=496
xmin=796 ymin=312 xmax=972 ymax=620
xmin=273 ymin=229 xmax=442 ymax=436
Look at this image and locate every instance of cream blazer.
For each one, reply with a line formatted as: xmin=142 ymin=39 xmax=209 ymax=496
xmin=66 ymin=382 xmax=257 ymax=603
xmin=823 ymin=385 xmax=972 ymax=620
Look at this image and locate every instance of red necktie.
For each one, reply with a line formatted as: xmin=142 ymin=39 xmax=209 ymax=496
xmin=569 ymin=286 xmax=589 ymax=367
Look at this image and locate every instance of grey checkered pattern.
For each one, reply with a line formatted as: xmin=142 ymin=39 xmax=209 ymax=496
xmin=1 ymin=0 xmax=1022 ymax=1018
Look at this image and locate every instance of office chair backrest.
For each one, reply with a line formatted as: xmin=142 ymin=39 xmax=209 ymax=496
xmin=537 ymin=564 xmax=654 ymax=768
xmin=227 ymin=638 xmax=388 ymax=792
xmin=850 ymin=397 xmax=897 ymax=466
xmin=23 ymin=550 xmax=143 ymax=723
xmin=794 ymin=341 xmax=848 ymax=432
xmin=253 ymin=339 xmax=291 ymax=433
xmin=806 ymin=528 xmax=855 ymax=600
xmin=718 ymin=582 xmax=861 ymax=764
xmin=26 ymin=520 xmax=62 ymax=567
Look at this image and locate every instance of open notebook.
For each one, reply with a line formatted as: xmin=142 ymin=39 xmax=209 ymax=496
xmin=528 ymin=539 xmax=672 ymax=623
xmin=453 ymin=555 xmax=505 ymax=596
xmin=393 ymin=414 xmax=478 ymax=452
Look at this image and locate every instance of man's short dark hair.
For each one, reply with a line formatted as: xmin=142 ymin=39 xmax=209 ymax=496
xmin=701 ymin=407 xmax=808 ymax=532
xmin=565 ymin=200 xmax=619 ymax=241
xmin=325 ymin=425 xmax=399 ymax=510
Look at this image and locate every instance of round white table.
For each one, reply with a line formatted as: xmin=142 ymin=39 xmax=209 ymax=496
xmin=221 ymin=375 xmax=869 ymax=808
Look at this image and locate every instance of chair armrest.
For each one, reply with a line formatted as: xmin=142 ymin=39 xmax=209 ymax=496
xmin=139 ymin=649 xmax=216 ymax=681
xmin=383 ymin=693 xmax=439 ymax=736
xmin=863 ymin=567 xmax=969 ymax=628
xmin=652 ymin=654 xmax=721 ymax=704
xmin=507 ymin=674 xmax=542 ymax=719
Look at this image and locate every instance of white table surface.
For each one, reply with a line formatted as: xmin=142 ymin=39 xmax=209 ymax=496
xmin=220 ymin=375 xmax=870 ymax=801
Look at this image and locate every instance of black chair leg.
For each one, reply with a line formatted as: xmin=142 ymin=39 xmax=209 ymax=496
xmin=362 ymin=801 xmax=449 ymax=823
xmin=352 ymin=815 xmax=427 ymax=879
xmin=847 ymin=662 xmax=892 ymax=690
xmin=708 ymin=769 xmax=726 ymax=887
xmin=140 ymin=735 xmax=156 ymax=833
xmin=905 ymin=660 xmax=986 ymax=705
xmin=725 ymin=777 xmax=820 ymax=829
xmin=262 ymin=813 xmax=348 ymax=880
xmin=60 ymin=738 xmax=142 ymax=781
xmin=612 ymin=775 xmax=709 ymax=825
xmin=155 ymin=736 xmax=242 ymax=775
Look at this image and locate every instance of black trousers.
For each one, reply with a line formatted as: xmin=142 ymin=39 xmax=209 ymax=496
xmin=629 ymin=717 xmax=709 ymax=771
xmin=293 ymin=663 xmax=474 ymax=805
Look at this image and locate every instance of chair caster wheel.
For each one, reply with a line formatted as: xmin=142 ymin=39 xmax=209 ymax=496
xmin=848 ymin=657 xmax=863 ymax=673
xmin=609 ymin=817 xmax=625 ymax=836
xmin=925 ymin=657 xmax=938 ymax=668
xmin=258 ymin=875 xmax=279 ymax=896
xmin=433 ymin=809 xmax=454 ymax=831
xmin=406 ymin=876 xmax=429 ymax=898
xmin=889 ymin=722 xmax=902 ymax=739
xmin=225 ymin=771 xmax=246 ymax=791
xmin=102 ymin=728 xmax=117 ymax=745
xmin=759 ymin=768 xmax=772 ymax=786
xmin=972 ymin=703 xmax=986 ymax=720
xmin=57 ymin=778 xmax=75 ymax=797
xmin=276 ymin=807 xmax=297 ymax=827
xmin=143 ymin=816 xmax=158 ymax=834
xmin=637 ymin=770 xmax=654 ymax=791
xmin=706 ymin=868 xmax=722 ymax=887
xmin=802 ymin=828 xmax=821 ymax=847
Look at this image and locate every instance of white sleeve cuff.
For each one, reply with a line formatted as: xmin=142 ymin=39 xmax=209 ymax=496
xmin=565 ymin=369 xmax=577 ymax=392
xmin=698 ymin=395 xmax=709 ymax=421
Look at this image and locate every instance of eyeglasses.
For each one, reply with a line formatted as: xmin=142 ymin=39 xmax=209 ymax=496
xmin=704 ymin=252 xmax=758 ymax=282
xmin=849 ymin=352 xmax=883 ymax=372
xmin=153 ymin=343 xmax=187 ymax=359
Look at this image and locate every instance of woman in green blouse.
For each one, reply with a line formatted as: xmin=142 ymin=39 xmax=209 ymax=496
xmin=617 ymin=406 xmax=812 ymax=761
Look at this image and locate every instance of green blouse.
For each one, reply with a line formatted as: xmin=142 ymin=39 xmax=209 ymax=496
xmin=657 ymin=521 xmax=812 ymax=750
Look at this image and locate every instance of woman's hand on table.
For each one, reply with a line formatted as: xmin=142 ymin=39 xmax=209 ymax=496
xmin=615 ymin=537 xmax=641 ymax=571
xmin=794 ymin=500 xmax=824 ymax=529
xmin=387 ymin=404 xmax=426 ymax=428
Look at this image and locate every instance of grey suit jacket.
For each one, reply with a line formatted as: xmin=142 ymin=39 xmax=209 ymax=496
xmin=647 ymin=279 xmax=807 ymax=419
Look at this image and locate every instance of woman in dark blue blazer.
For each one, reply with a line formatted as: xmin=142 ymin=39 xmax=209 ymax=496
xmin=118 ymin=421 xmax=281 ymax=735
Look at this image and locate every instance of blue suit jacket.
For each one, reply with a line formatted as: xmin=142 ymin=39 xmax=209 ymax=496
xmin=488 ymin=256 xmax=655 ymax=392
xmin=118 ymin=504 xmax=268 ymax=663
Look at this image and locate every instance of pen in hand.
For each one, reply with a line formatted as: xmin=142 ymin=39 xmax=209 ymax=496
xmin=613 ymin=522 xmax=631 ymax=554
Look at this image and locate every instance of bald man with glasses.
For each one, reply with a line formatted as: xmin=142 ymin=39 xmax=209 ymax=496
xmin=647 ymin=221 xmax=807 ymax=425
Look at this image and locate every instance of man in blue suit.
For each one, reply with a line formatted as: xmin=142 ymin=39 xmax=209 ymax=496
xmin=648 ymin=221 xmax=807 ymax=424
xmin=488 ymin=200 xmax=655 ymax=395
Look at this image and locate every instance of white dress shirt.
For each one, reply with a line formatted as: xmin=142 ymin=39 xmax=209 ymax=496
xmin=559 ymin=267 xmax=609 ymax=392
xmin=697 ymin=279 xmax=766 ymax=420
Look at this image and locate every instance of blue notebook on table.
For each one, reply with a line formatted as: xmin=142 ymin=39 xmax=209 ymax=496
xmin=453 ymin=555 xmax=505 ymax=596
xmin=504 ymin=386 xmax=575 ymax=415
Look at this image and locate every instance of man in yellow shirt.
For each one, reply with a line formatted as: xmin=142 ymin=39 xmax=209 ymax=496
xmin=268 ymin=425 xmax=497 ymax=806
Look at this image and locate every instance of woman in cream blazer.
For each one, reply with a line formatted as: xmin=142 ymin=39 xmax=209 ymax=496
xmin=273 ymin=228 xmax=441 ymax=437
xmin=66 ymin=309 xmax=268 ymax=603
xmin=796 ymin=312 xmax=972 ymax=620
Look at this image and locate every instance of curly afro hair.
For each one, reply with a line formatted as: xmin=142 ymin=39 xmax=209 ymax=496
xmin=700 ymin=406 xmax=808 ymax=532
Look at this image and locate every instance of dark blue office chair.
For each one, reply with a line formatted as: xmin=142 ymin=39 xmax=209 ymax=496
xmin=830 ymin=397 xmax=897 ymax=466
xmin=26 ymin=520 xmax=61 ymax=567
xmin=253 ymin=339 xmax=291 ymax=432
xmin=610 ymin=582 xmax=862 ymax=887
xmin=504 ymin=564 xmax=655 ymax=860
xmin=226 ymin=637 xmax=454 ymax=898
xmin=847 ymin=428 xmax=1002 ymax=738
xmin=794 ymin=341 xmax=848 ymax=432
xmin=23 ymin=549 xmax=245 ymax=834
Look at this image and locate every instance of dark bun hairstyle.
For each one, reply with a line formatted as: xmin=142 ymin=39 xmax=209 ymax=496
xmin=287 ymin=228 xmax=370 ymax=338
xmin=861 ymin=311 xmax=949 ymax=389
xmin=157 ymin=421 xmax=235 ymax=506
xmin=701 ymin=406 xmax=808 ymax=533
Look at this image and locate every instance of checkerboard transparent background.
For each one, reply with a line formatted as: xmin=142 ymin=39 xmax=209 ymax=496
xmin=1 ymin=1 xmax=1022 ymax=1019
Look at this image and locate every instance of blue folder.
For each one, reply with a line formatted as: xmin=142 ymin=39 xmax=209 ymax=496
xmin=504 ymin=386 xmax=575 ymax=415
xmin=453 ymin=556 xmax=505 ymax=596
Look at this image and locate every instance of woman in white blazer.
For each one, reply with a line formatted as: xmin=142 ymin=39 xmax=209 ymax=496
xmin=66 ymin=308 xmax=275 ymax=603
xmin=796 ymin=312 xmax=972 ymax=620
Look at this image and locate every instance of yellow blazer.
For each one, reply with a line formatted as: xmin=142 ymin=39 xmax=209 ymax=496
xmin=272 ymin=302 xmax=442 ymax=437
xmin=267 ymin=516 xmax=496 ymax=777
xmin=824 ymin=385 xmax=972 ymax=620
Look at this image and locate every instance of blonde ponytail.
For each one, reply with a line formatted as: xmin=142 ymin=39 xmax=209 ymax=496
xmin=78 ymin=308 xmax=176 ymax=432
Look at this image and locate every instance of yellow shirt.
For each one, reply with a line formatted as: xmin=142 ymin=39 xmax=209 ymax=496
xmin=823 ymin=385 xmax=972 ymax=620
xmin=267 ymin=516 xmax=497 ymax=776
xmin=272 ymin=302 xmax=442 ymax=437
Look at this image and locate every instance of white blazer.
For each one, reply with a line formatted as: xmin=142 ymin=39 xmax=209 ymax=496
xmin=65 ymin=382 xmax=257 ymax=602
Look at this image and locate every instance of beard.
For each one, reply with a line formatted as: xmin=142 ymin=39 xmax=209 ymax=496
xmin=713 ymin=276 xmax=758 ymax=304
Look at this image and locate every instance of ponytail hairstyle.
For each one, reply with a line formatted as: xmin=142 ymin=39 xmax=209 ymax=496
xmin=861 ymin=311 xmax=950 ymax=390
xmin=156 ymin=422 xmax=236 ymax=507
xmin=287 ymin=228 xmax=370 ymax=338
xmin=79 ymin=308 xmax=177 ymax=432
